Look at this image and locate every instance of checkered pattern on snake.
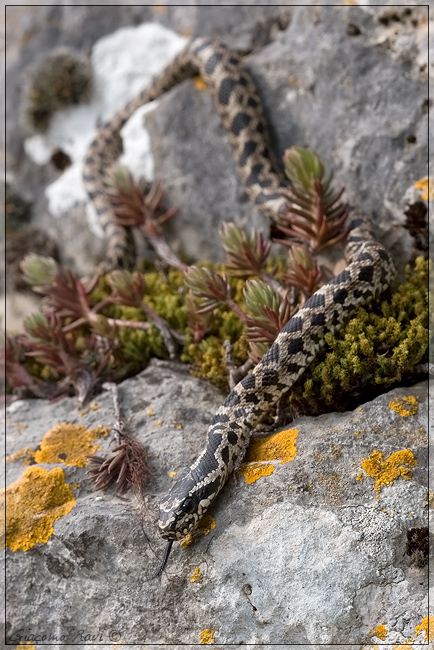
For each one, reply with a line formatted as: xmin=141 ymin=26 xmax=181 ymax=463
xmin=83 ymin=37 xmax=289 ymax=269
xmin=82 ymin=38 xmax=396 ymax=567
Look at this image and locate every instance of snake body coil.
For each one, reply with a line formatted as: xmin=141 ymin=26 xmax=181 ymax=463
xmin=83 ymin=37 xmax=289 ymax=269
xmin=83 ymin=38 xmax=396 ymax=570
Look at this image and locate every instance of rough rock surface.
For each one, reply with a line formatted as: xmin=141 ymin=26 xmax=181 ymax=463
xmin=3 ymin=361 xmax=429 ymax=645
xmin=4 ymin=3 xmax=430 ymax=275
xmin=3 ymin=3 xmax=431 ymax=648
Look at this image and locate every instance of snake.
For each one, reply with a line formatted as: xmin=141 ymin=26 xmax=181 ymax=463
xmin=82 ymin=37 xmax=397 ymax=574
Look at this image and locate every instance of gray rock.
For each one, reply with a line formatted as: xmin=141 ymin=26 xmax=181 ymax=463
xmin=4 ymin=4 xmax=429 ymax=272
xmin=4 ymin=361 xmax=429 ymax=644
xmin=148 ymin=4 xmax=428 ymax=266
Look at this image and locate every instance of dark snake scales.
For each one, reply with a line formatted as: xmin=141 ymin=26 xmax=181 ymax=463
xmin=83 ymin=37 xmax=396 ymax=572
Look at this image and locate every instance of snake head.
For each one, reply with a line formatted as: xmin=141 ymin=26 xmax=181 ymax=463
xmin=157 ymin=467 xmax=203 ymax=540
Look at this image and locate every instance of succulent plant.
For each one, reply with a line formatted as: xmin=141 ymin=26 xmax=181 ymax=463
xmin=276 ymin=146 xmax=349 ymax=254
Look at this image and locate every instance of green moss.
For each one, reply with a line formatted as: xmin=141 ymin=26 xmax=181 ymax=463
xmin=25 ymin=49 xmax=93 ymax=132
xmin=181 ymin=306 xmax=245 ymax=389
xmin=9 ymin=252 xmax=429 ymax=412
xmin=287 ymin=257 xmax=430 ymax=414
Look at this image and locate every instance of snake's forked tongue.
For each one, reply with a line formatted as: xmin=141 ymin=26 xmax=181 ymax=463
xmin=154 ymin=540 xmax=173 ymax=577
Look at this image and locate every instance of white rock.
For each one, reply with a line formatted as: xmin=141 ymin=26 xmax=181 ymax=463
xmin=24 ymin=22 xmax=188 ymax=231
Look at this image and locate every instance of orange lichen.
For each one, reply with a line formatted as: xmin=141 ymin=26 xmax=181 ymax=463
xmin=190 ymin=567 xmax=203 ymax=583
xmin=240 ymin=428 xmax=298 ymax=484
xmin=414 ymin=178 xmax=433 ymax=201
xmin=370 ymin=623 xmax=388 ymax=640
xmin=2 ymin=466 xmax=76 ymax=551
xmin=360 ymin=449 xmax=417 ymax=495
xmin=180 ymin=514 xmax=216 ymax=548
xmin=78 ymin=400 xmax=100 ymax=417
xmin=414 ymin=616 xmax=434 ymax=642
xmin=5 ymin=447 xmax=36 ymax=465
xmin=389 ymin=396 xmax=419 ymax=417
xmin=12 ymin=422 xmax=27 ymax=430
xmin=180 ymin=534 xmax=193 ymax=548
xmin=34 ymin=422 xmax=109 ymax=467
xmin=200 ymin=629 xmax=215 ymax=644
xmin=194 ymin=76 xmax=207 ymax=90
xmin=241 ymin=462 xmax=275 ymax=484
xmin=197 ymin=514 xmax=216 ymax=535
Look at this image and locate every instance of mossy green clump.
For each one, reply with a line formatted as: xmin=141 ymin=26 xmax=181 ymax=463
xmin=92 ymin=268 xmax=188 ymax=373
xmin=8 ymin=251 xmax=429 ymax=415
xmin=180 ymin=272 xmax=247 ymax=389
xmin=25 ymin=49 xmax=93 ymax=132
xmin=286 ymin=257 xmax=430 ymax=414
xmin=182 ymin=311 xmax=247 ymax=389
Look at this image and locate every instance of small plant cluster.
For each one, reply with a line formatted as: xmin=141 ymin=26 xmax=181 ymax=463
xmin=25 ymin=49 xmax=93 ymax=132
xmin=106 ymin=165 xmax=186 ymax=271
xmin=183 ymin=147 xmax=348 ymax=365
xmin=4 ymin=256 xmax=185 ymax=405
xmin=4 ymin=147 xmax=429 ymax=419
xmin=87 ymin=383 xmax=150 ymax=498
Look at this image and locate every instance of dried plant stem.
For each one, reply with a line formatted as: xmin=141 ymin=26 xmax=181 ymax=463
xmin=139 ymin=300 xmax=183 ymax=358
xmin=62 ymin=316 xmax=152 ymax=334
xmin=226 ymin=299 xmax=247 ymax=323
xmin=87 ymin=382 xmax=150 ymax=499
xmin=223 ymin=339 xmax=254 ymax=390
xmin=102 ymin=381 xmax=124 ymax=434
xmin=260 ymin=271 xmax=288 ymax=299
xmin=147 ymin=233 xmax=188 ymax=272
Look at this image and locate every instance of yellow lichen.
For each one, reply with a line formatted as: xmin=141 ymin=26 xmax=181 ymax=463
xmin=389 ymin=396 xmax=419 ymax=417
xmin=241 ymin=462 xmax=275 ymax=484
xmin=200 ymin=629 xmax=215 ymax=644
xmin=190 ymin=567 xmax=203 ymax=583
xmin=197 ymin=514 xmax=216 ymax=535
xmin=34 ymin=422 xmax=109 ymax=467
xmin=392 ymin=646 xmax=413 ymax=650
xmin=370 ymin=623 xmax=388 ymax=640
xmin=180 ymin=534 xmax=193 ymax=548
xmin=169 ymin=471 xmax=177 ymax=478
xmin=5 ymin=447 xmax=36 ymax=465
xmin=414 ymin=178 xmax=433 ymax=201
xmin=360 ymin=449 xmax=418 ymax=495
xmin=414 ymin=616 xmax=434 ymax=642
xmin=78 ymin=400 xmax=100 ymax=417
xmin=154 ymin=420 xmax=163 ymax=427
xmin=239 ymin=428 xmax=298 ymax=484
xmin=194 ymin=76 xmax=207 ymax=90
xmin=14 ymin=644 xmax=36 ymax=650
xmin=2 ymin=466 xmax=76 ymax=551
xmin=147 ymin=408 xmax=154 ymax=416
xmin=180 ymin=514 xmax=216 ymax=548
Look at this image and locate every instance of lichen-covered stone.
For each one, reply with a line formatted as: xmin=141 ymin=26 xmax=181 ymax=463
xmin=3 ymin=363 xmax=429 ymax=644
